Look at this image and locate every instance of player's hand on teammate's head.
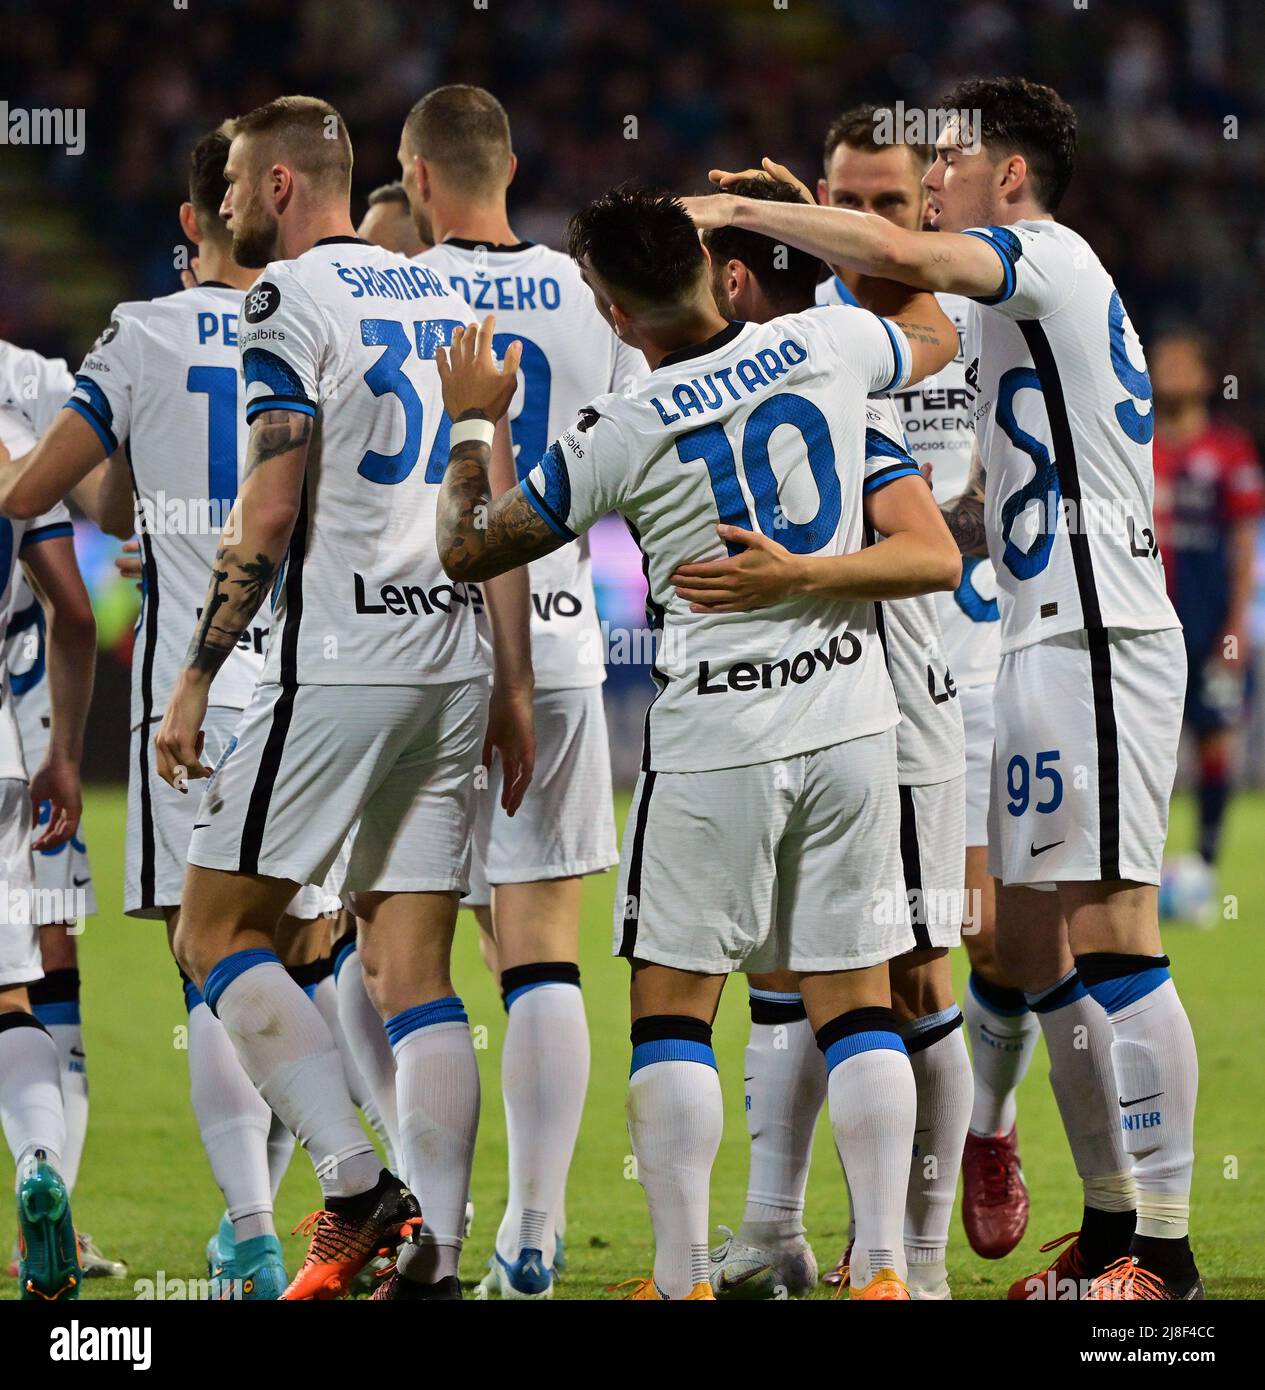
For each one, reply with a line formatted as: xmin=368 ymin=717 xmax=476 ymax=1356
xmin=115 ymin=538 xmax=143 ymax=585
xmin=154 ymin=682 xmax=213 ymax=791
xmin=436 ymin=316 xmax=523 ymax=428
xmin=709 ymin=158 xmax=815 ymax=205
xmin=29 ymin=759 xmax=82 ymax=851
xmin=483 ymin=681 xmax=536 ymax=817
xmin=669 ymin=525 xmax=804 ymax=613
xmin=679 ymin=193 xmax=736 ymax=232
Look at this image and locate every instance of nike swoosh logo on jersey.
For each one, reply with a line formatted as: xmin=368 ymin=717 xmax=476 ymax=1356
xmin=73 ymin=875 xmax=90 ymax=886
xmin=1030 ymin=840 xmax=1065 ymax=857
xmin=1119 ymin=1091 xmax=1164 ymax=1108
xmin=193 ymin=823 xmax=210 ymax=831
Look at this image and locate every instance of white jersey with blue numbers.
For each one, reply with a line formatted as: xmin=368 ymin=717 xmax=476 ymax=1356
xmin=962 ymin=220 xmax=1179 ymax=652
xmin=1 ymin=409 xmax=73 ymax=781
xmin=814 ymin=275 xmax=859 ymax=308
xmin=523 ymin=310 xmax=915 ymax=773
xmin=896 ymin=293 xmax=999 ymax=691
xmin=865 ymin=399 xmax=965 ymax=784
xmin=0 ymin=340 xmax=74 ymax=437
xmin=68 ymin=284 xmax=270 ymax=726
xmin=239 ymin=237 xmax=484 ymax=686
xmin=418 ymin=239 xmax=647 ymax=689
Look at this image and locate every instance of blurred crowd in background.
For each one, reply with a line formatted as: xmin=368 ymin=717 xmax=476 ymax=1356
xmin=1 ymin=0 xmax=1263 ymax=783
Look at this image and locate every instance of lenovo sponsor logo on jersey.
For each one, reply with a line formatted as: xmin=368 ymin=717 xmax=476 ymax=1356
xmin=696 ymin=630 xmax=862 ymax=695
xmin=193 ymin=611 xmax=270 ymax=655
xmin=649 ymin=336 xmax=809 ymax=426
xmin=532 ymin=590 xmax=583 ymax=621
xmin=354 ymin=573 xmax=483 ymax=618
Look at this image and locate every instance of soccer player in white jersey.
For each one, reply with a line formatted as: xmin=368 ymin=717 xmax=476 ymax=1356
xmin=401 ymin=84 xmax=641 ymax=1299
xmin=688 ymin=177 xmax=967 ymax=1302
xmin=691 ymin=76 xmax=1200 ymax=1300
xmin=431 ymin=184 xmax=961 ymax=1300
xmin=811 ymin=107 xmax=1038 ymax=1262
xmin=0 ymin=405 xmax=96 ymax=1300
xmin=148 ymin=97 xmax=533 ymax=1302
xmin=0 ymin=341 xmax=131 ymax=1283
xmin=0 ymin=128 xmax=372 ymax=1300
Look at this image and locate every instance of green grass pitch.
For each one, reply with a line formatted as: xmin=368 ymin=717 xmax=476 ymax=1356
xmin=4 ymin=786 xmax=1262 ymax=1300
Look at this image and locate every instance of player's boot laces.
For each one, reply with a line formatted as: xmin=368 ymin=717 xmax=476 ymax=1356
xmin=1007 ymin=1231 xmax=1086 ymax=1300
xmin=1084 ymin=1255 xmax=1177 ymax=1301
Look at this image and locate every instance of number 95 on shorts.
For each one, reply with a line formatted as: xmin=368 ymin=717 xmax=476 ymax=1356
xmin=986 ymin=628 xmax=1185 ymax=888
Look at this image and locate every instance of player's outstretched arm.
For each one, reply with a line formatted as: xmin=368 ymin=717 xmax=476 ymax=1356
xmin=69 ymin=450 xmax=136 ymax=539
xmin=154 ymin=408 xmax=308 ymax=790
xmin=684 ymin=158 xmax=1008 ymax=303
xmin=435 ymin=317 xmax=567 ymax=583
xmin=670 ymin=476 xmax=959 ymax=612
xmin=21 ymin=537 xmax=96 ymax=849
xmin=0 ymin=408 xmax=109 ymax=519
xmin=938 ymin=441 xmax=988 ymax=558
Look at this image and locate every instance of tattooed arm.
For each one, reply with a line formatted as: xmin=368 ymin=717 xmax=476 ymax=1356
xmin=939 ymin=440 xmax=989 ymax=558
xmin=154 ymin=409 xmax=309 ymax=788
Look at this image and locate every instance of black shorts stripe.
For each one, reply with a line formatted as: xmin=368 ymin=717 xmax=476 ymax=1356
xmin=1017 ymin=320 xmax=1120 ymax=879
xmin=238 ymin=489 xmax=308 ymax=874
xmin=624 ymin=519 xmax=666 ymax=773
xmin=618 ymin=770 xmax=657 ymax=959
xmin=898 ymin=784 xmax=931 ymax=951
xmin=131 ymin=447 xmax=159 ymax=909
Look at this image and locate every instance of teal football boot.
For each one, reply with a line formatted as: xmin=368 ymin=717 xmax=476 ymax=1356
xmin=17 ymin=1150 xmax=81 ymax=1301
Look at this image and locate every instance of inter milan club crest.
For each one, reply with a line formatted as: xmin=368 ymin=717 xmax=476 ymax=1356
xmin=244 ymin=282 xmax=281 ymax=323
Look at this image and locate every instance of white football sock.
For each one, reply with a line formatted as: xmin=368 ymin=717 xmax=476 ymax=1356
xmin=739 ymin=992 xmax=825 ymax=1248
xmin=390 ymin=998 xmax=480 ymax=1282
xmin=334 ymin=948 xmax=400 ymax=1163
xmin=964 ymin=972 xmax=1040 ymax=1136
xmin=0 ymin=1016 xmax=65 ymax=1180
xmin=30 ymin=975 xmax=89 ymax=1195
xmin=1028 ymin=972 xmax=1135 ymax=1211
xmin=1080 ymin=962 xmax=1198 ymax=1240
xmin=205 ymin=951 xmax=379 ymax=1201
xmin=186 ymin=1000 xmax=275 ymax=1234
xmin=496 ymin=975 xmax=589 ymax=1269
xmin=903 ymin=1011 xmax=973 ymax=1266
xmin=267 ymin=1111 xmax=295 ymax=1199
xmin=314 ymin=969 xmax=396 ymax=1171
xmin=627 ymin=1039 xmax=722 ymax=1299
xmin=823 ymin=1020 xmax=916 ymax=1288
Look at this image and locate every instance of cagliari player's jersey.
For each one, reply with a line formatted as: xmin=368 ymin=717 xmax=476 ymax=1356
xmin=893 ymin=294 xmax=999 ymax=690
xmin=0 ymin=408 xmax=73 ymax=781
xmin=523 ymin=309 xmax=916 ymax=773
xmin=0 ymin=340 xmax=74 ymax=436
xmin=865 ymin=400 xmax=965 ymax=785
xmin=418 ymin=239 xmax=647 ymax=690
xmin=67 ymin=284 xmax=270 ymax=726
xmin=962 ymin=220 xmax=1180 ymax=652
xmin=239 ymin=237 xmax=484 ymax=685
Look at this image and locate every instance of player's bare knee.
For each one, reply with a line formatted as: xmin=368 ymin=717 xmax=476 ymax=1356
xmin=889 ymin=948 xmax=954 ymax=1022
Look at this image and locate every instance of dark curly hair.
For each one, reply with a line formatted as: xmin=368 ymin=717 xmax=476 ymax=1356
xmin=941 ymin=77 xmax=1077 ymax=213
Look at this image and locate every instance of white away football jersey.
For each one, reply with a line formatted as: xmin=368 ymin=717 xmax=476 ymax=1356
xmin=68 ymin=284 xmax=270 ymax=725
xmin=962 ymin=221 xmax=1179 ymax=652
xmin=865 ymin=399 xmax=965 ymax=784
xmin=523 ymin=310 xmax=915 ymax=773
xmin=892 ymin=294 xmax=1000 ymax=690
xmin=0 ymin=409 xmax=73 ymax=781
xmin=418 ymin=239 xmax=646 ymax=689
xmin=814 ymin=275 xmax=859 ymax=308
xmin=239 ymin=238 xmax=484 ymax=685
xmin=0 ymin=340 xmax=74 ymax=437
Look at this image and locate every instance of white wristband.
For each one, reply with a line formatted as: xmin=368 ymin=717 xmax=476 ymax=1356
xmin=449 ymin=417 xmax=496 ymax=449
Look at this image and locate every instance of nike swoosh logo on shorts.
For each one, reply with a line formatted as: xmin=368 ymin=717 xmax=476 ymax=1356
xmin=1030 ymin=840 xmax=1065 ymax=857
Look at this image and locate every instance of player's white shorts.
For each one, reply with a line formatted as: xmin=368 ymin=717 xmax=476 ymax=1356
xmin=28 ymin=807 xmax=96 ymax=925
xmin=988 ymin=629 xmax=1185 ymax=889
xmin=614 ymin=728 xmax=912 ymax=974
xmin=0 ymin=778 xmax=41 ymax=987
xmin=959 ymin=682 xmax=995 ymax=850
xmin=465 ymin=686 xmax=617 ymax=907
xmin=127 ymin=707 xmax=336 ymax=920
xmin=900 ymin=774 xmax=966 ymax=950
xmin=189 ymin=680 xmax=488 ymax=896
